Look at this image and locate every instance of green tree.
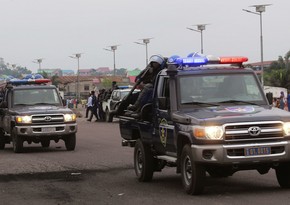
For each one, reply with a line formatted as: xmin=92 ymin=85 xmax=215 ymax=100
xmin=265 ymin=50 xmax=290 ymax=89
xmin=51 ymin=75 xmax=60 ymax=87
xmin=38 ymin=71 xmax=48 ymax=78
xmin=102 ymin=78 xmax=113 ymax=89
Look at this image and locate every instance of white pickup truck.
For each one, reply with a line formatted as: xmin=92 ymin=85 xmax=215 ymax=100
xmin=102 ymin=88 xmax=140 ymax=122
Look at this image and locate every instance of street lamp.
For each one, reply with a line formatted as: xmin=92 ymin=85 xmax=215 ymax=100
xmin=69 ymin=53 xmax=82 ymax=100
xmin=11 ymin=64 xmax=17 ymax=69
xmin=103 ymin=45 xmax=119 ymax=76
xmin=243 ymin=4 xmax=272 ymax=86
xmin=33 ymin=58 xmax=43 ymax=72
xmin=134 ymin=38 xmax=153 ymax=66
xmin=6 ymin=63 xmax=17 ymax=69
xmin=186 ymin=24 xmax=209 ymax=54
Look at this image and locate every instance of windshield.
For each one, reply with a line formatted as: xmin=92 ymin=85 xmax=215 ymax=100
xmin=120 ymin=91 xmax=130 ymax=100
xmin=13 ymin=88 xmax=62 ymax=107
xmin=179 ymin=73 xmax=266 ymax=106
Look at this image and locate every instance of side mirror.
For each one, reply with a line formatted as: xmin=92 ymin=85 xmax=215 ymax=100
xmin=0 ymin=101 xmax=8 ymax=109
xmin=62 ymin=99 xmax=67 ymax=106
xmin=158 ymin=97 xmax=169 ymax=110
xmin=266 ymin=92 xmax=273 ymax=105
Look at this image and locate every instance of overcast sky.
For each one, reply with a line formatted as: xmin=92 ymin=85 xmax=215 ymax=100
xmin=1 ymin=0 xmax=289 ymax=73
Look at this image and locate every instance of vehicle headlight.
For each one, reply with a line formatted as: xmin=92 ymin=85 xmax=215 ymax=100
xmin=283 ymin=122 xmax=290 ymax=135
xmin=64 ymin=114 xmax=76 ymax=122
xmin=16 ymin=116 xmax=32 ymax=124
xmin=193 ymin=126 xmax=224 ymax=140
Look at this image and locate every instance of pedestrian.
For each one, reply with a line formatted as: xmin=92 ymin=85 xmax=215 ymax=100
xmin=287 ymin=92 xmax=290 ymax=112
xmin=85 ymin=93 xmax=92 ymax=118
xmin=87 ymin=91 xmax=99 ymax=122
xmin=279 ymin=91 xmax=285 ymax=110
xmin=98 ymin=89 xmax=106 ymax=121
xmin=112 ymin=81 xmax=119 ymax=90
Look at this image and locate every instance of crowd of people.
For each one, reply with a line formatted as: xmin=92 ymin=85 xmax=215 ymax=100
xmin=85 ymin=81 xmax=118 ymax=122
xmin=273 ymin=91 xmax=290 ymax=111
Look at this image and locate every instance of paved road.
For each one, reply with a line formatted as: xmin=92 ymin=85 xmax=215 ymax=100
xmin=1 ymin=115 xmax=290 ymax=205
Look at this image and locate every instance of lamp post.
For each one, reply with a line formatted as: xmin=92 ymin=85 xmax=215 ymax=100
xmin=69 ymin=53 xmax=82 ymax=100
xmin=33 ymin=58 xmax=43 ymax=72
xmin=243 ymin=4 xmax=271 ymax=86
xmin=6 ymin=63 xmax=16 ymax=69
xmin=11 ymin=64 xmax=17 ymax=69
xmin=104 ymin=45 xmax=119 ymax=76
xmin=186 ymin=24 xmax=208 ymax=54
xmin=134 ymin=38 xmax=153 ymax=66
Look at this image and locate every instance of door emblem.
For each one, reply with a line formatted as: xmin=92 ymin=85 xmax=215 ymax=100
xmin=159 ymin=118 xmax=168 ymax=147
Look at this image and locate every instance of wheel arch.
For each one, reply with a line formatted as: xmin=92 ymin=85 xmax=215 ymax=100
xmin=176 ymin=132 xmax=192 ymax=173
xmin=132 ymin=128 xmax=141 ymax=140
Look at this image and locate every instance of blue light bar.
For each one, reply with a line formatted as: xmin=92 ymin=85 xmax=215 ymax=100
xmin=118 ymin=85 xmax=130 ymax=89
xmin=168 ymin=55 xmax=208 ymax=67
xmin=168 ymin=52 xmax=248 ymax=69
xmin=8 ymin=78 xmax=51 ymax=85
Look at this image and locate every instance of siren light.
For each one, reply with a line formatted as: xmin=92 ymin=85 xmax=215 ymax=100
xmin=168 ymin=52 xmax=248 ymax=67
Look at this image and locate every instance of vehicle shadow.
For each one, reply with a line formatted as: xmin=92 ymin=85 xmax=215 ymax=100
xmin=3 ymin=143 xmax=69 ymax=153
xmin=146 ymin=168 xmax=283 ymax=196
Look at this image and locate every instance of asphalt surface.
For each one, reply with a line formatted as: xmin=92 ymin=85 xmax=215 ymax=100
xmin=1 ymin=111 xmax=290 ymax=205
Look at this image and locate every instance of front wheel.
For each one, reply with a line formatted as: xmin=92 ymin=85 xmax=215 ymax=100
xmin=65 ymin=134 xmax=76 ymax=151
xmin=276 ymin=162 xmax=290 ymax=188
xmin=134 ymin=139 xmax=154 ymax=182
xmin=0 ymin=129 xmax=5 ymax=150
xmin=12 ymin=127 xmax=23 ymax=153
xmin=181 ymin=144 xmax=205 ymax=195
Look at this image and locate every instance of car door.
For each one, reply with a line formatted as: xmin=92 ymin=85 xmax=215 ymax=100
xmin=153 ymin=76 xmax=176 ymax=155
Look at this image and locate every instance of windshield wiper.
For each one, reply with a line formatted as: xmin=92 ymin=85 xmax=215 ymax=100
xmin=30 ymin=103 xmax=57 ymax=106
xmin=183 ymin=101 xmax=219 ymax=106
xmin=14 ymin=104 xmax=29 ymax=106
xmin=218 ymin=100 xmax=258 ymax=105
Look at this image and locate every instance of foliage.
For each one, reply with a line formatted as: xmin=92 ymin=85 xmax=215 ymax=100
xmin=38 ymin=71 xmax=48 ymax=78
xmin=50 ymin=75 xmax=60 ymax=87
xmin=264 ymin=50 xmax=290 ymax=90
xmin=102 ymin=78 xmax=113 ymax=89
xmin=0 ymin=58 xmax=32 ymax=78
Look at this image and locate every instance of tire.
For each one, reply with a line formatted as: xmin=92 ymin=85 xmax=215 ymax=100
xmin=134 ymin=139 xmax=154 ymax=182
xmin=181 ymin=144 xmax=205 ymax=195
xmin=0 ymin=129 xmax=5 ymax=150
xmin=276 ymin=162 xmax=290 ymax=188
xmin=65 ymin=134 xmax=76 ymax=151
xmin=12 ymin=127 xmax=23 ymax=153
xmin=41 ymin=140 xmax=50 ymax=148
xmin=105 ymin=109 xmax=113 ymax=122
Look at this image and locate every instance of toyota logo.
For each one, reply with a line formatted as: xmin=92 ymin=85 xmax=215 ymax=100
xmin=44 ymin=116 xmax=52 ymax=122
xmin=248 ymin=126 xmax=261 ymax=136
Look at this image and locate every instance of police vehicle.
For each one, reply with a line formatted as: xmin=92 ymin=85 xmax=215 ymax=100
xmin=0 ymin=75 xmax=77 ymax=153
xmin=117 ymin=53 xmax=290 ymax=195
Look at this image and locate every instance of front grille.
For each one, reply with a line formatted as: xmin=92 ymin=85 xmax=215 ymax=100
xmin=32 ymin=114 xmax=64 ymax=124
xmin=224 ymin=121 xmax=284 ymax=142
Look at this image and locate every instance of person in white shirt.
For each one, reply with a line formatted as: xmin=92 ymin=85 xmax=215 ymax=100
xmin=85 ymin=92 xmax=93 ymax=118
xmin=87 ymin=90 xmax=99 ymax=122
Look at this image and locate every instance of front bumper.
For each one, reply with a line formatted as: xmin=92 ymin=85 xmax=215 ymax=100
xmin=15 ymin=123 xmax=77 ymax=136
xmin=191 ymin=141 xmax=290 ymax=164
